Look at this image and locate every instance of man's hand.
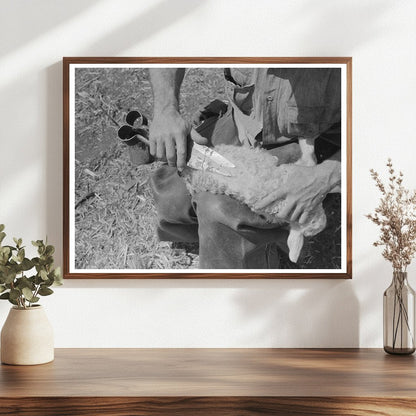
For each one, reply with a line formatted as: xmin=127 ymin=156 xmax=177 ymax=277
xmin=254 ymin=159 xmax=341 ymax=224
xmin=149 ymin=110 xmax=208 ymax=170
xmin=149 ymin=109 xmax=190 ymax=169
xmin=149 ymin=68 xmax=208 ymax=170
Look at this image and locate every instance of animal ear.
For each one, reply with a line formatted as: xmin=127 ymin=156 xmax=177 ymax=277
xmin=287 ymin=228 xmax=304 ymax=263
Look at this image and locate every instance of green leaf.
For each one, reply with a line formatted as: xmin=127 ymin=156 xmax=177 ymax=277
xmin=22 ymin=290 xmax=39 ymax=304
xmin=20 ymin=258 xmax=33 ymax=271
xmin=9 ymin=288 xmax=21 ymax=301
xmin=44 ymin=276 xmax=55 ymax=287
xmin=0 ymin=224 xmax=4 ymax=232
xmin=2 ymin=271 xmax=17 ymax=284
xmin=45 ymin=245 xmax=55 ymax=256
xmin=0 ymin=251 xmax=8 ymax=266
xmin=0 ymin=232 xmax=5 ymax=244
xmin=4 ymin=245 xmax=17 ymax=251
xmin=34 ymin=274 xmax=43 ymax=285
xmin=39 ymin=269 xmax=48 ymax=281
xmin=8 ymin=297 xmax=18 ymax=306
xmin=22 ymin=287 xmax=34 ymax=301
xmin=0 ymin=246 xmax=10 ymax=255
xmin=13 ymin=237 xmax=22 ymax=248
xmin=4 ymin=262 xmax=19 ymax=274
xmin=38 ymin=287 xmax=53 ymax=296
xmin=32 ymin=240 xmax=43 ymax=247
xmin=17 ymin=248 xmax=25 ymax=263
xmin=42 ymin=256 xmax=54 ymax=266
xmin=12 ymin=237 xmax=23 ymax=249
xmin=17 ymin=276 xmax=35 ymax=291
xmin=50 ymin=266 xmax=61 ymax=278
xmin=52 ymin=267 xmax=63 ymax=285
xmin=0 ymin=285 xmax=6 ymax=293
xmin=0 ymin=291 xmax=17 ymax=306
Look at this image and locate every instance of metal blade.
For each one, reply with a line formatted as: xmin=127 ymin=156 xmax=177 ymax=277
xmin=192 ymin=143 xmax=236 ymax=168
xmin=187 ymin=143 xmax=236 ymax=177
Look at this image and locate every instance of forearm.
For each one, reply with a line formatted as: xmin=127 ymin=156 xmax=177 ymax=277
xmin=317 ymin=150 xmax=341 ymax=193
xmin=148 ymin=68 xmax=196 ymax=168
xmin=149 ymin=68 xmax=185 ymax=115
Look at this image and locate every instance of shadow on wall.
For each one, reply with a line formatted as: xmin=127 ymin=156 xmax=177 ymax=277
xmin=0 ymin=302 xmax=10 ymax=329
xmin=45 ymin=0 xmax=204 ymax=263
xmin=292 ymin=0 xmax=394 ymax=52
xmin=84 ymin=0 xmax=205 ymax=55
xmin=233 ymin=280 xmax=359 ymax=347
xmin=354 ymin=252 xmax=392 ymax=347
xmin=0 ymin=0 xmax=101 ymax=57
xmin=45 ymin=62 xmax=63 ymax=262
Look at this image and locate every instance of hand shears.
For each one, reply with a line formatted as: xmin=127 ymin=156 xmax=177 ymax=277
xmin=118 ymin=111 xmax=235 ymax=177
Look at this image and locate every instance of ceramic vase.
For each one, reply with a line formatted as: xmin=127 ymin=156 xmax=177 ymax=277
xmin=1 ymin=305 xmax=54 ymax=365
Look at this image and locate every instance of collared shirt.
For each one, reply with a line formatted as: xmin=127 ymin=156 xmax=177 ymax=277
xmin=228 ymin=68 xmax=341 ymax=147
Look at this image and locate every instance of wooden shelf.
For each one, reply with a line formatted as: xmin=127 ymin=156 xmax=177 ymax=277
xmin=1 ymin=348 xmax=415 ymax=415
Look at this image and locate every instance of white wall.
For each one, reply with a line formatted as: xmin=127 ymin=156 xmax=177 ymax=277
xmin=1 ymin=0 xmax=415 ymax=348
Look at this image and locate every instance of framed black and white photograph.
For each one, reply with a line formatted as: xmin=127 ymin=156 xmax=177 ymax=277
xmin=63 ymin=57 xmax=352 ymax=279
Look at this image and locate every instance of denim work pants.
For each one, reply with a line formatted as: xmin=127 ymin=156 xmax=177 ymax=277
xmin=149 ymin=104 xmax=301 ymax=269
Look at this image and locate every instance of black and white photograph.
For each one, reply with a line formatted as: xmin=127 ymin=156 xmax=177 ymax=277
xmin=64 ymin=58 xmax=352 ymax=278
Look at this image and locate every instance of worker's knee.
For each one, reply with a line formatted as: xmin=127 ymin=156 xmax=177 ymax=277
xmin=195 ymin=192 xmax=232 ymax=226
xmin=150 ymin=166 xmax=194 ymax=223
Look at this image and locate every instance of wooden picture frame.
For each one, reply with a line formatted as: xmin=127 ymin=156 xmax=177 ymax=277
xmin=63 ymin=57 xmax=352 ymax=279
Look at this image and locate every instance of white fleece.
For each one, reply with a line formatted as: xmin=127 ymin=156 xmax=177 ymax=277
xmin=181 ymin=144 xmax=327 ymax=263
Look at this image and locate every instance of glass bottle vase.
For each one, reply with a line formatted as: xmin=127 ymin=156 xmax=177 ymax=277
xmin=383 ymin=271 xmax=416 ymax=355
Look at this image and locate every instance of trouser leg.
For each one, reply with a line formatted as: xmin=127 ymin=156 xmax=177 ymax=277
xmin=150 ymin=167 xmax=289 ymax=268
xmin=194 ymin=192 xmax=288 ymax=269
xmin=150 ymin=165 xmax=198 ymax=243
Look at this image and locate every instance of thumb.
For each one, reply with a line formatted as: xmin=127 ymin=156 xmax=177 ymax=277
xmin=190 ymin=128 xmax=209 ymax=145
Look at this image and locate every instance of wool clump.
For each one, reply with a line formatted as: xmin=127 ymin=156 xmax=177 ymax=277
xmin=181 ymin=144 xmax=327 ymax=263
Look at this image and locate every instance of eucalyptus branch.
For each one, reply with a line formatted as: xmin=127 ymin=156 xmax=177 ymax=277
xmin=33 ymin=284 xmax=41 ymax=299
xmin=0 ymin=225 xmax=63 ymax=309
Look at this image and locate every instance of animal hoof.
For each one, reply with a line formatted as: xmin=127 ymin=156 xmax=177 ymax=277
xmin=287 ymin=228 xmax=304 ymax=263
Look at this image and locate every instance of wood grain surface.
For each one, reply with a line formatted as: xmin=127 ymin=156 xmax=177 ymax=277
xmin=1 ymin=397 xmax=416 ymax=416
xmin=1 ymin=348 xmax=415 ymax=415
xmin=63 ymin=57 xmax=352 ymax=280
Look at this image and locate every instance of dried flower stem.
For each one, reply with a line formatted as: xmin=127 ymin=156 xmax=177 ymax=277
xmin=366 ymin=159 xmax=416 ymax=272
